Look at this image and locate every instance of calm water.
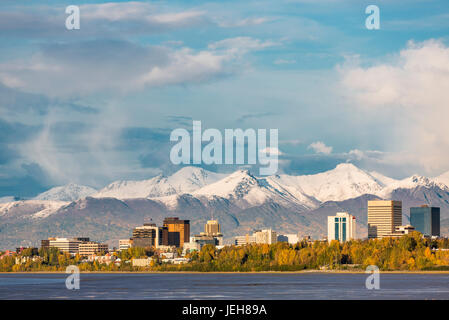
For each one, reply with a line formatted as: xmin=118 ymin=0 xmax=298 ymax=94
xmin=0 ymin=273 xmax=448 ymax=299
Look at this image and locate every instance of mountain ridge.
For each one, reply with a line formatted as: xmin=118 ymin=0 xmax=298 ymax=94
xmin=2 ymin=163 xmax=449 ymax=249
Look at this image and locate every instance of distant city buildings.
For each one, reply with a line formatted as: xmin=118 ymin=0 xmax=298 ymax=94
xmin=410 ymin=206 xmax=440 ymax=237
xmin=121 ymin=217 xmax=191 ymax=250
xmin=235 ymin=229 xmax=277 ymax=246
xmin=368 ymin=200 xmax=402 ymax=239
xmin=163 ymin=217 xmax=190 ymax=247
xmin=277 ymin=233 xmax=299 ymax=244
xmin=132 ymin=223 xmax=162 ymax=248
xmin=119 ymin=239 xmax=132 ymax=251
xmin=383 ymin=225 xmax=416 ymax=238
xmin=254 ymin=229 xmax=277 ymax=244
xmin=0 ymin=250 xmax=16 ymax=259
xmin=183 ymin=220 xmax=224 ymax=253
xmin=40 ymin=237 xmax=108 ymax=255
xmin=78 ymin=242 xmax=108 ymax=256
xmin=235 ymin=234 xmax=256 ymax=246
xmin=327 ymin=212 xmax=356 ymax=243
xmin=14 ymin=201 xmax=444 ymax=257
xmin=205 ymin=220 xmax=221 ymax=236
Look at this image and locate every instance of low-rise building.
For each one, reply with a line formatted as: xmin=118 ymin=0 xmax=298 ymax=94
xmin=46 ymin=237 xmax=84 ymax=254
xmin=78 ymin=242 xmax=108 ymax=256
xmin=383 ymin=225 xmax=416 ymax=238
xmin=162 ymin=257 xmax=190 ymax=264
xmin=277 ymin=233 xmax=300 ymax=244
xmin=15 ymin=256 xmax=42 ymax=265
xmin=119 ymin=239 xmax=132 ymax=251
xmin=235 ymin=229 xmax=277 ymax=246
xmin=0 ymin=250 xmax=15 ymax=259
xmin=132 ymin=257 xmax=153 ymax=267
xmin=235 ymin=234 xmax=256 ymax=246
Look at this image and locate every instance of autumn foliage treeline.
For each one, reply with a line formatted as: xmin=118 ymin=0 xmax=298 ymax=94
xmin=2 ymin=232 xmax=449 ymax=272
xmin=162 ymin=232 xmax=449 ymax=272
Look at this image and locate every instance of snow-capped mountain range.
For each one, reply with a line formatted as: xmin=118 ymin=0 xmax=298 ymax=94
xmin=34 ymin=183 xmax=97 ymax=202
xmin=2 ymin=163 xmax=449 ymax=248
xmin=4 ymin=163 xmax=449 ymax=216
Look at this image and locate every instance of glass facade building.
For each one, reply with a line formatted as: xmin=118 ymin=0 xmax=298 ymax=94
xmin=410 ymin=206 xmax=440 ymax=237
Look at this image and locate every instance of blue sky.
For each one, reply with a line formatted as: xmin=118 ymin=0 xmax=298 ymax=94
xmin=1 ymin=0 xmax=449 ymax=197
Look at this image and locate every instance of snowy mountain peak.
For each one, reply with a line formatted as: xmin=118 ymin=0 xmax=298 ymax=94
xmin=334 ymin=162 xmax=359 ymax=171
xmin=387 ymin=174 xmax=447 ymax=191
xmin=93 ymin=167 xmax=226 ymax=200
xmin=190 ymin=168 xmax=319 ymax=210
xmin=435 ymin=170 xmax=449 ymax=187
xmin=34 ymin=183 xmax=97 ymax=202
xmin=290 ymin=163 xmax=385 ymax=202
xmin=193 ymin=169 xmax=258 ymax=198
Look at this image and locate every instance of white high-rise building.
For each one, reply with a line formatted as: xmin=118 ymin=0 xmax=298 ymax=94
xmin=254 ymin=229 xmax=277 ymax=244
xmin=327 ymin=212 xmax=356 ymax=243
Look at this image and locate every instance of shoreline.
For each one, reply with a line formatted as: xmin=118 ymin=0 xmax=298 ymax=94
xmin=2 ymin=270 xmax=449 ymax=274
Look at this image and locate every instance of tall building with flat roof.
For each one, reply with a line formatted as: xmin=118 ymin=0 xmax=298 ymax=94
xmin=410 ymin=206 xmax=440 ymax=237
xmin=132 ymin=223 xmax=161 ymax=248
xmin=368 ymin=200 xmax=402 ymax=239
xmin=205 ymin=220 xmax=221 ymax=236
xmin=163 ymin=217 xmax=190 ymax=247
xmin=327 ymin=212 xmax=356 ymax=242
xmin=43 ymin=237 xmax=90 ymax=254
xmin=254 ymin=229 xmax=277 ymax=244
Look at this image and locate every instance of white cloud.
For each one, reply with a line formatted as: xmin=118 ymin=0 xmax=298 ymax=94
xmin=308 ymin=141 xmax=332 ymax=154
xmin=151 ymin=11 xmax=205 ymax=24
xmin=81 ymin=2 xmax=153 ymax=21
xmin=260 ymin=147 xmax=283 ymax=156
xmin=82 ymin=2 xmax=206 ymax=27
xmin=0 ymin=36 xmax=274 ymax=97
xmin=208 ymin=37 xmax=277 ymax=56
xmin=339 ymin=39 xmax=449 ymax=174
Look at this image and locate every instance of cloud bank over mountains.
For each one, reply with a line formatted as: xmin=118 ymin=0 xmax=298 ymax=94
xmin=1 ymin=1 xmax=449 ymax=198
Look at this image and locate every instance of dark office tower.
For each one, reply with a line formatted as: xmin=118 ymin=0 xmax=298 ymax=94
xmin=160 ymin=226 xmax=169 ymax=246
xmin=410 ymin=206 xmax=440 ymax=237
xmin=132 ymin=223 xmax=159 ymax=248
xmin=163 ymin=217 xmax=190 ymax=247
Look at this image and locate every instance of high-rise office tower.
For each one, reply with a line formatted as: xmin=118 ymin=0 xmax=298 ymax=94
xmin=205 ymin=220 xmax=221 ymax=236
xmin=163 ymin=217 xmax=190 ymax=247
xmin=410 ymin=206 xmax=440 ymax=237
xmin=368 ymin=200 xmax=402 ymax=239
xmin=132 ymin=223 xmax=160 ymax=248
xmin=327 ymin=212 xmax=356 ymax=242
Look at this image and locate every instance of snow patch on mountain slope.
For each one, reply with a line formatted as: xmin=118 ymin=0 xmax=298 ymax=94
xmin=0 ymin=196 xmax=15 ymax=204
xmin=368 ymin=171 xmax=399 ymax=187
xmin=434 ymin=170 xmax=449 ymax=187
xmin=190 ymin=170 xmax=319 ymax=209
xmin=0 ymin=200 xmax=68 ymax=219
xmin=34 ymin=183 xmax=97 ymax=202
xmin=94 ymin=167 xmax=226 ymax=199
xmin=272 ymin=163 xmax=386 ymax=202
xmin=379 ymin=175 xmax=449 ymax=198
